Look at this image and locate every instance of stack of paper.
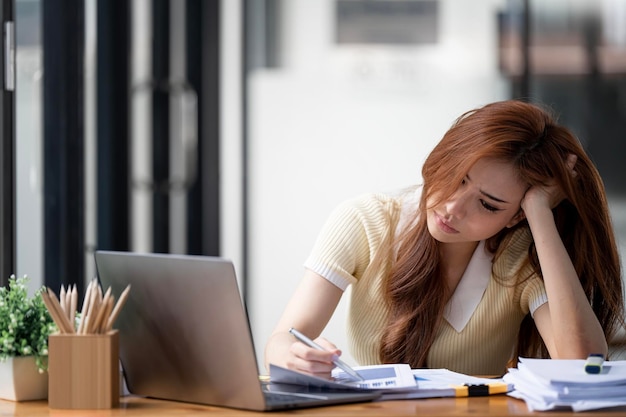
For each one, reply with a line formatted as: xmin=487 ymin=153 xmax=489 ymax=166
xmin=504 ymin=357 xmax=626 ymax=412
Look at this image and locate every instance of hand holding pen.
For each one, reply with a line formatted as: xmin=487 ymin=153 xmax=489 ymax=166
xmin=289 ymin=327 xmax=365 ymax=382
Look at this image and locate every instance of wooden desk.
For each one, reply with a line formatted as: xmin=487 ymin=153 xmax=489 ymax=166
xmin=3 ymin=395 xmax=626 ymax=416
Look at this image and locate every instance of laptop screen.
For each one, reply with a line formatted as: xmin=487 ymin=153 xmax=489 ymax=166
xmin=94 ymin=251 xmax=267 ymax=410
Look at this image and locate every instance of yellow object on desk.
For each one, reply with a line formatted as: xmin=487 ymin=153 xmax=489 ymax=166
xmin=584 ymin=353 xmax=605 ymax=374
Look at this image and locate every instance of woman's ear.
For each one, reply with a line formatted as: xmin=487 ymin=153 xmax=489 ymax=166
xmin=506 ymin=209 xmax=526 ymax=228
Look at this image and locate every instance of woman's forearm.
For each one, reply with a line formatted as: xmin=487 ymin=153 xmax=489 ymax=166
xmin=526 ymin=205 xmax=607 ymax=357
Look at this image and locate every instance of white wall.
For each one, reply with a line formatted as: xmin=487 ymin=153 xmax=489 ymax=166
xmin=240 ymin=0 xmax=509 ymax=370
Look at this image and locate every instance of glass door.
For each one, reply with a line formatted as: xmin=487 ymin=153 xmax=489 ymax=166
xmin=10 ymin=0 xmax=223 ymax=294
xmin=127 ymin=0 xmax=220 ymax=257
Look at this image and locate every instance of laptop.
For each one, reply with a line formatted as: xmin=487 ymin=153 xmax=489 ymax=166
xmin=94 ymin=250 xmax=380 ymax=411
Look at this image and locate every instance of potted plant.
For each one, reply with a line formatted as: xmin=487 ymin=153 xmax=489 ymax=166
xmin=0 ymin=275 xmax=57 ymax=401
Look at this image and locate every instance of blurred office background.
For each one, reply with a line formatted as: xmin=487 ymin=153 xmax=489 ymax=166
xmin=3 ymin=0 xmax=625 ymax=368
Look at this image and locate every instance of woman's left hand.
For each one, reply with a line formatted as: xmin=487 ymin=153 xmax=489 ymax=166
xmin=521 ymin=154 xmax=577 ymax=214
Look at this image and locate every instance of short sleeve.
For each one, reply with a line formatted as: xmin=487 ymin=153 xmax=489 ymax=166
xmin=304 ymin=195 xmax=393 ymax=291
xmin=520 ymin=275 xmax=548 ymax=317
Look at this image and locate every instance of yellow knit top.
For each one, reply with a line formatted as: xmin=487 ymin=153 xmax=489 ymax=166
xmin=304 ymin=190 xmax=547 ymax=375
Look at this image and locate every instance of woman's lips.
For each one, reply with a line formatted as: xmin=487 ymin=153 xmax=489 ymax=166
xmin=435 ymin=213 xmax=459 ymax=234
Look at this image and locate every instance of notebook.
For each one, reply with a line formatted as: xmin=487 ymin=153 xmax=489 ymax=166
xmin=94 ymin=250 xmax=380 ymax=411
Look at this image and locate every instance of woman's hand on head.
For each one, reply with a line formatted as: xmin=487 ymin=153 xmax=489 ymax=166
xmin=286 ymin=336 xmax=340 ymax=380
xmin=521 ymin=154 xmax=577 ymax=215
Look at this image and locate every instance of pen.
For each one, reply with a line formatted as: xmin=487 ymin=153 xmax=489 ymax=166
xmin=585 ymin=353 xmax=604 ymax=374
xmin=288 ymin=327 xmax=365 ymax=382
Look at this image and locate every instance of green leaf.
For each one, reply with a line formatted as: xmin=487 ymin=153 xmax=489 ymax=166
xmin=0 ymin=275 xmax=55 ymax=371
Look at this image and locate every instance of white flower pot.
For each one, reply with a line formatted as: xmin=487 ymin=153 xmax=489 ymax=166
xmin=0 ymin=356 xmax=48 ymax=401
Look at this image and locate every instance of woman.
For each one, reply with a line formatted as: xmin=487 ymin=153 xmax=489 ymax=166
xmin=264 ymin=100 xmax=625 ymax=377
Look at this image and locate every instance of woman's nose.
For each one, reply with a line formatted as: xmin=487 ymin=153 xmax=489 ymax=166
xmin=444 ymin=190 xmax=468 ymax=219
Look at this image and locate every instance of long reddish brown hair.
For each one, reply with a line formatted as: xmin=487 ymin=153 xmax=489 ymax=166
xmin=380 ymin=100 xmax=624 ymax=367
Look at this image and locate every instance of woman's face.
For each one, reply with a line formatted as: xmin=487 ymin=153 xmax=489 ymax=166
xmin=426 ymin=158 xmax=528 ymax=244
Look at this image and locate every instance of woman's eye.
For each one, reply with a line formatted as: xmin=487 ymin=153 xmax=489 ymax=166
xmin=481 ymin=201 xmax=500 ymax=212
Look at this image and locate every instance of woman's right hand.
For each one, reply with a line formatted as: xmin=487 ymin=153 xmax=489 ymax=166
xmin=286 ymin=335 xmax=341 ymax=380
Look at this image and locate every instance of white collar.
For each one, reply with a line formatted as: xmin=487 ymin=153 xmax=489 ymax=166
xmin=443 ymin=241 xmax=494 ymax=332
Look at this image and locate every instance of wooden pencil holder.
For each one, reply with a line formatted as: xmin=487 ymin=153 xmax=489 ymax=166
xmin=47 ymin=331 xmax=120 ymax=409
